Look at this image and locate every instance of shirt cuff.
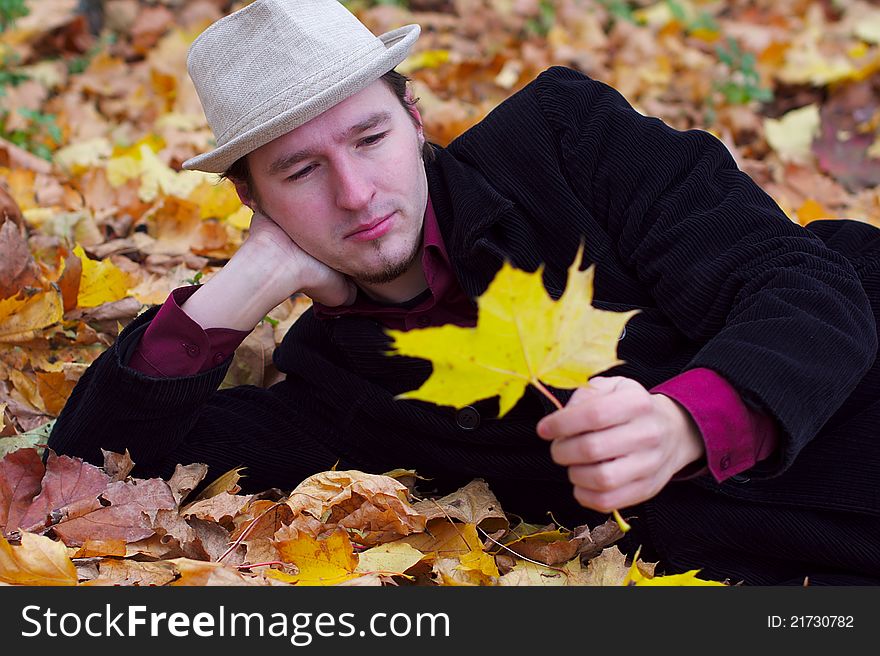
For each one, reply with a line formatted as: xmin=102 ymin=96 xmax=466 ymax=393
xmin=128 ymin=285 xmax=250 ymax=377
xmin=651 ymin=368 xmax=778 ymax=483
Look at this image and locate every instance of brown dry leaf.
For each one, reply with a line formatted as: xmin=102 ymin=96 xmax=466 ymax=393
xmin=0 ymin=531 xmax=78 ymax=586
xmin=578 ymin=546 xmax=635 ymax=586
xmin=167 ymin=462 xmax=208 ymax=506
xmin=72 ymin=539 xmax=127 ymax=558
xmin=574 ymin=517 xmax=625 ymax=560
xmin=181 ymin=491 xmax=253 ymax=528
xmin=0 ymin=447 xmax=45 ymax=535
xmin=412 ymin=478 xmax=508 ymax=533
xmin=17 ymin=451 xmax=110 ymax=532
xmin=220 ymin=321 xmax=279 ymax=389
xmin=504 ymin=530 xmax=582 ymax=566
xmin=286 ymin=470 xmax=427 ymax=546
xmin=169 ymin=558 xmax=266 ymax=586
xmin=94 ymin=558 xmax=177 ymax=586
xmin=101 ymin=448 xmax=134 ymax=482
xmin=0 ymin=219 xmax=41 ymax=300
xmin=51 ymin=477 xmax=177 ymax=547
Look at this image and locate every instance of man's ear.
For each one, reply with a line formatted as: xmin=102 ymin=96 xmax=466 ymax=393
xmin=233 ymin=180 xmax=255 ymax=209
xmin=405 ymin=88 xmax=425 ymax=144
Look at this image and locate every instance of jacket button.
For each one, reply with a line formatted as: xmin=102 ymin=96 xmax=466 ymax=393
xmin=618 ymin=326 xmax=626 ymax=340
xmin=456 ymin=406 xmax=480 ymax=430
xmin=182 ymin=343 xmax=200 ymax=357
xmin=719 ymin=454 xmax=731 ymax=470
xmin=213 ymin=352 xmax=226 ymax=364
xmin=730 ymin=474 xmax=750 ymax=484
xmin=416 ymin=315 xmax=431 ymax=328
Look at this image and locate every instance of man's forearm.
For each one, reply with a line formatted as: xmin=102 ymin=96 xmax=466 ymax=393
xmin=180 ymin=251 xmax=298 ymax=331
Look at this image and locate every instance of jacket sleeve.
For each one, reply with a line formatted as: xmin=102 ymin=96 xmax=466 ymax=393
xmin=46 ymin=307 xmax=345 ymax=493
xmin=536 ymin=66 xmax=877 ymax=475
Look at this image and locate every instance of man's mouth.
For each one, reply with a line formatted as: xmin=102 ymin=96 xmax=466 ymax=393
xmin=346 ymin=212 xmax=395 ymax=241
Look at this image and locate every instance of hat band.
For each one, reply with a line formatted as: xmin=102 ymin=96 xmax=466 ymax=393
xmin=215 ymin=38 xmax=388 ymax=146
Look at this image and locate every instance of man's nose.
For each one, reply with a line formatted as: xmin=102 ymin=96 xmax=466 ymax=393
xmin=333 ymin=158 xmax=374 ymax=210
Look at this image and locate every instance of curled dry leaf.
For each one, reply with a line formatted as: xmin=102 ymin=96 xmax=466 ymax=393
xmin=286 ymin=470 xmax=427 ymax=546
xmin=411 ymin=478 xmax=508 ymax=533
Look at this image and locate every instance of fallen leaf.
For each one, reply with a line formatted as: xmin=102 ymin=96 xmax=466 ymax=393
xmin=0 ymin=531 xmax=78 ymax=585
xmin=411 ymin=478 xmax=508 ymax=533
xmin=166 ymin=462 xmax=208 ymax=506
xmin=273 ymin=530 xmax=361 ymax=586
xmin=51 ymin=477 xmax=177 ymax=546
xmin=101 ymin=448 xmax=134 ymax=482
xmin=399 ymin=519 xmax=482 ymax=558
xmin=0 ymin=447 xmax=45 ymax=535
xmin=72 ymin=245 xmax=131 ymax=308
xmin=94 ymin=557 xmax=176 ymax=586
xmin=355 ymin=541 xmax=424 ymax=576
xmin=286 ymin=470 xmax=426 ymax=546
xmin=17 ymin=451 xmax=110 ymax=532
xmin=764 ymin=104 xmax=821 ymax=164
xmin=187 ymin=465 xmax=245 ymax=504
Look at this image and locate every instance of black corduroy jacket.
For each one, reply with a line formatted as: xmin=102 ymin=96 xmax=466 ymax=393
xmin=49 ymin=67 xmax=880 ymax=525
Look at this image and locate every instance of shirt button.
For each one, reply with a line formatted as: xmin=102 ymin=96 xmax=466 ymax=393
xmin=182 ymin=343 xmax=200 ymax=358
xmin=456 ymin=406 xmax=480 ymax=430
xmin=416 ymin=315 xmax=431 ymax=328
xmin=719 ymin=454 xmax=731 ymax=470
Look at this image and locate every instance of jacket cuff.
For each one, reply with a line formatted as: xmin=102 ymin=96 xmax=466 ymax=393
xmin=128 ymin=286 xmax=249 ymax=377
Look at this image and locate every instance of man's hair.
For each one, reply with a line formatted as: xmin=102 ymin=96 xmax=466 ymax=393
xmin=221 ymin=69 xmax=433 ymax=187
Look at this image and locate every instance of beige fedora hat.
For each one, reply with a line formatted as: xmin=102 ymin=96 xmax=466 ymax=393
xmin=182 ymin=0 xmax=420 ymax=173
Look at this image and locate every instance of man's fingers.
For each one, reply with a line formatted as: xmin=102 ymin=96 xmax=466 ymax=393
xmin=536 ymin=380 xmax=651 ymax=440
xmin=549 ymin=423 xmax=646 ymax=466
xmin=572 ymin=477 xmax=653 ymax=514
xmin=566 ymin=450 xmax=660 ymax=492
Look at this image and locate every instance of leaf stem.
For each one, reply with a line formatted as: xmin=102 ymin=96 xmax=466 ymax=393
xmin=531 ymin=378 xmax=563 ymax=410
xmin=533 ymin=379 xmax=631 ymax=534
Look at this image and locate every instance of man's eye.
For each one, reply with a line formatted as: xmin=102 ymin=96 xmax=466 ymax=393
xmin=360 ymin=131 xmax=388 ymax=146
xmin=288 ymin=165 xmax=314 ymax=181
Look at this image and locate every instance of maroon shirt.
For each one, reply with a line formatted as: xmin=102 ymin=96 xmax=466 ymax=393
xmin=130 ymin=197 xmax=777 ymax=483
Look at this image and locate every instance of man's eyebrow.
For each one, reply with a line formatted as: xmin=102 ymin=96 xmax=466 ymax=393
xmin=266 ymin=111 xmax=393 ymax=176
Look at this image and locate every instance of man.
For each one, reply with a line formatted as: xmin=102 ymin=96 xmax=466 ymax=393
xmin=49 ymin=0 xmax=880 ymax=584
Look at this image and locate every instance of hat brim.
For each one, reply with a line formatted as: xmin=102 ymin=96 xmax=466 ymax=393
xmin=182 ymin=24 xmax=420 ymax=174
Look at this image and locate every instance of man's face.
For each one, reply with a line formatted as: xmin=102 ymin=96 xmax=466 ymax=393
xmin=243 ymin=79 xmax=428 ymax=289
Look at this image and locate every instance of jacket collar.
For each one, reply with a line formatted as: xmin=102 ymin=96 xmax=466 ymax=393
xmin=424 ymin=145 xmax=517 ymax=298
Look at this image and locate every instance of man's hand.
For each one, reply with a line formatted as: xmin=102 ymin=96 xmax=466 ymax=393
xmin=179 ymin=210 xmax=356 ymax=331
xmin=245 ymin=210 xmax=356 ymax=308
xmin=536 ymin=376 xmax=705 ymax=513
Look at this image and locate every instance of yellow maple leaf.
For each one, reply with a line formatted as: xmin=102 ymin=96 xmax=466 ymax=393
xmin=72 ymin=245 xmax=131 ymax=308
xmin=386 ymin=244 xmax=637 ymax=417
xmin=0 ymin=532 xmax=78 ymax=586
xmin=272 ymin=530 xmax=361 ymax=586
xmin=623 ymin=547 xmax=725 ymax=586
xmin=0 ymin=289 xmax=63 ymax=342
xmin=105 ymin=142 xmax=209 ymax=203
